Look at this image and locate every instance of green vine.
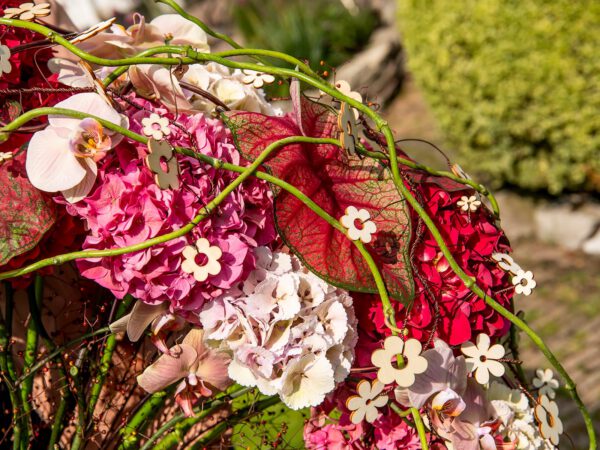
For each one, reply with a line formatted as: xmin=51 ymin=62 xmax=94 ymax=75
xmin=0 ymin=10 xmax=596 ymax=449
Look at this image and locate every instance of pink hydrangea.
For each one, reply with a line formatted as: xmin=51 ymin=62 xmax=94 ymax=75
xmin=304 ymin=407 xmax=421 ymax=450
xmin=64 ymin=101 xmax=275 ymax=315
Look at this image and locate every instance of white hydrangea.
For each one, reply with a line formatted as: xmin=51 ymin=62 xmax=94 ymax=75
xmin=199 ymin=247 xmax=357 ymax=410
xmin=487 ymin=382 xmax=554 ymax=450
xmin=181 ymin=62 xmax=281 ymax=115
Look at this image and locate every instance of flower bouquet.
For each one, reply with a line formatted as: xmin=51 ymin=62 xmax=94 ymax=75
xmin=0 ymin=1 xmax=596 ymax=449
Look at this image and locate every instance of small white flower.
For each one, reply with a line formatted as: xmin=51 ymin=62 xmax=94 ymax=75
xmin=346 ymin=379 xmax=388 ymax=424
xmin=371 ymin=336 xmax=428 ymax=388
xmin=461 ymin=333 xmax=505 ymax=385
xmin=0 ymin=44 xmax=12 ymax=76
xmin=0 ymin=152 xmax=13 ymax=164
xmin=534 ymin=395 xmax=563 ymax=446
xmin=242 ymin=69 xmax=275 ymax=89
xmin=340 ymin=206 xmax=377 ymax=244
xmin=3 ymin=2 xmax=51 ymax=21
xmin=512 ymin=269 xmax=536 ymax=296
xmin=456 ymin=195 xmax=481 ymax=212
xmin=181 ymin=238 xmax=222 ymax=282
xmin=492 ymin=252 xmax=522 ymax=275
xmin=141 ymin=113 xmax=171 ymax=140
xmin=532 ymin=369 xmax=559 ymax=399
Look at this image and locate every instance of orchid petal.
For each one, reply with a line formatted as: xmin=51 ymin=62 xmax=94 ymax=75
xmin=49 ymin=93 xmax=123 ymax=130
xmin=26 ymin=127 xmax=86 ymax=192
xmin=126 ymin=301 xmax=169 ymax=342
xmin=61 ymin=158 xmax=98 ymax=203
xmin=137 ymin=344 xmax=197 ymax=393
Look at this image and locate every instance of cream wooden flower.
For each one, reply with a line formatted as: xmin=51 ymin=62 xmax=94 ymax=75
xmin=142 ymin=113 xmax=171 ymax=140
xmin=512 ymin=269 xmax=536 ymax=296
xmin=533 ymin=368 xmax=559 ymax=399
xmin=534 ymin=395 xmax=563 ymax=445
xmin=334 ymin=80 xmax=363 ymax=104
xmin=456 ymin=195 xmax=481 ymax=212
xmin=242 ymin=69 xmax=275 ymax=89
xmin=371 ymin=337 xmax=428 ymax=388
xmin=0 ymin=152 xmax=13 ymax=164
xmin=346 ymin=379 xmax=388 ymax=424
xmin=3 ymin=2 xmax=51 ymax=21
xmin=492 ymin=252 xmax=522 ymax=274
xmin=340 ymin=206 xmax=377 ymax=244
xmin=181 ymin=238 xmax=222 ymax=282
xmin=0 ymin=44 xmax=12 ymax=76
xmin=461 ymin=333 xmax=505 ymax=385
xmin=334 ymin=80 xmax=362 ymax=119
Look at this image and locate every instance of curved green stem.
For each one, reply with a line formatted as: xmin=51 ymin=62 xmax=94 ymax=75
xmin=379 ymin=124 xmax=597 ymax=449
xmin=155 ymin=0 xmax=244 ymax=51
xmin=356 ymin=146 xmax=500 ymax=217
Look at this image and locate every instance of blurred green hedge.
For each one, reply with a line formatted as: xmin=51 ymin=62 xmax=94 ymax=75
xmin=398 ymin=0 xmax=600 ymax=194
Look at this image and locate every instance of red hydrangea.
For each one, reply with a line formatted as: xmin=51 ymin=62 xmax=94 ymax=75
xmin=356 ymin=179 xmax=513 ymax=347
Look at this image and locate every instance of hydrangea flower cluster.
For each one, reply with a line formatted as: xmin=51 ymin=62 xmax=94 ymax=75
xmin=0 ymin=5 xmax=586 ymax=449
xmin=199 ymin=248 xmax=357 ymax=409
xmin=488 ymin=382 xmax=554 ymax=450
xmin=64 ymin=103 xmax=275 ymax=315
xmin=360 ymin=180 xmax=513 ymax=346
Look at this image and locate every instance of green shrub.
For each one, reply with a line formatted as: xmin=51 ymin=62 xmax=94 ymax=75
xmin=398 ymin=0 xmax=600 ymax=194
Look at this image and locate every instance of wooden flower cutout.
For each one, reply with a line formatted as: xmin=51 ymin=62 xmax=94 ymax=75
xmin=533 ymin=368 xmax=559 ymax=399
xmin=242 ymin=69 xmax=275 ymax=88
xmin=456 ymin=195 xmax=481 ymax=212
xmin=146 ymin=139 xmax=180 ymax=190
xmin=340 ymin=206 xmax=377 ymax=244
xmin=337 ymin=102 xmax=358 ymax=156
xmin=142 ymin=114 xmax=171 ymax=140
xmin=371 ymin=336 xmax=427 ymax=388
xmin=534 ymin=395 xmax=563 ymax=446
xmin=346 ymin=379 xmax=388 ymax=424
xmin=3 ymin=2 xmax=51 ymax=21
xmin=460 ymin=333 xmax=505 ymax=385
xmin=0 ymin=152 xmax=13 ymax=164
xmin=334 ymin=80 xmax=363 ymax=119
xmin=0 ymin=44 xmax=12 ymax=77
xmin=491 ymin=253 xmax=522 ymax=275
xmin=181 ymin=238 xmax=222 ymax=282
xmin=512 ymin=269 xmax=536 ymax=296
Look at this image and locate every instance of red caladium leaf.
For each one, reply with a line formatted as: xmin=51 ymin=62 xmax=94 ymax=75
xmin=0 ymin=151 xmax=56 ymax=265
xmin=224 ymin=96 xmax=414 ymax=302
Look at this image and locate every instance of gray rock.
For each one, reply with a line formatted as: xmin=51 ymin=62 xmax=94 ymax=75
xmin=534 ymin=204 xmax=600 ymax=250
xmin=583 ymin=228 xmax=600 ymax=255
xmin=494 ymin=191 xmax=536 ymax=242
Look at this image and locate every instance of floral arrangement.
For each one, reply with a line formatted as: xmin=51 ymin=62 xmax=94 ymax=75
xmin=0 ymin=1 xmax=596 ymax=449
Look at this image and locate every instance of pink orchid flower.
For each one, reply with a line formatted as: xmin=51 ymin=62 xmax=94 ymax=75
xmin=25 ymin=93 xmax=128 ymax=203
xmin=137 ymin=329 xmax=232 ymax=417
xmin=395 ymin=339 xmax=500 ymax=450
xmin=109 ymin=301 xmax=184 ymax=354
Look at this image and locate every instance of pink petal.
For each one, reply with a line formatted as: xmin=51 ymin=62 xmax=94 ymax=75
xmin=61 ymin=158 xmax=98 ymax=203
xmin=137 ymin=345 xmax=197 ymax=393
xmin=26 ymin=127 xmax=86 ymax=192
xmin=126 ymin=301 xmax=169 ymax=342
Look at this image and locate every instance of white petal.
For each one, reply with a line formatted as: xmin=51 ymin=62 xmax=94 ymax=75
xmin=50 ymin=93 xmax=123 ymax=130
xmin=61 ymin=158 xmax=98 ymax=203
xmin=26 ymin=128 xmax=86 ymax=192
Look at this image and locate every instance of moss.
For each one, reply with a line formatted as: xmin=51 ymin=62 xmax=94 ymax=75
xmin=398 ymin=0 xmax=600 ymax=194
